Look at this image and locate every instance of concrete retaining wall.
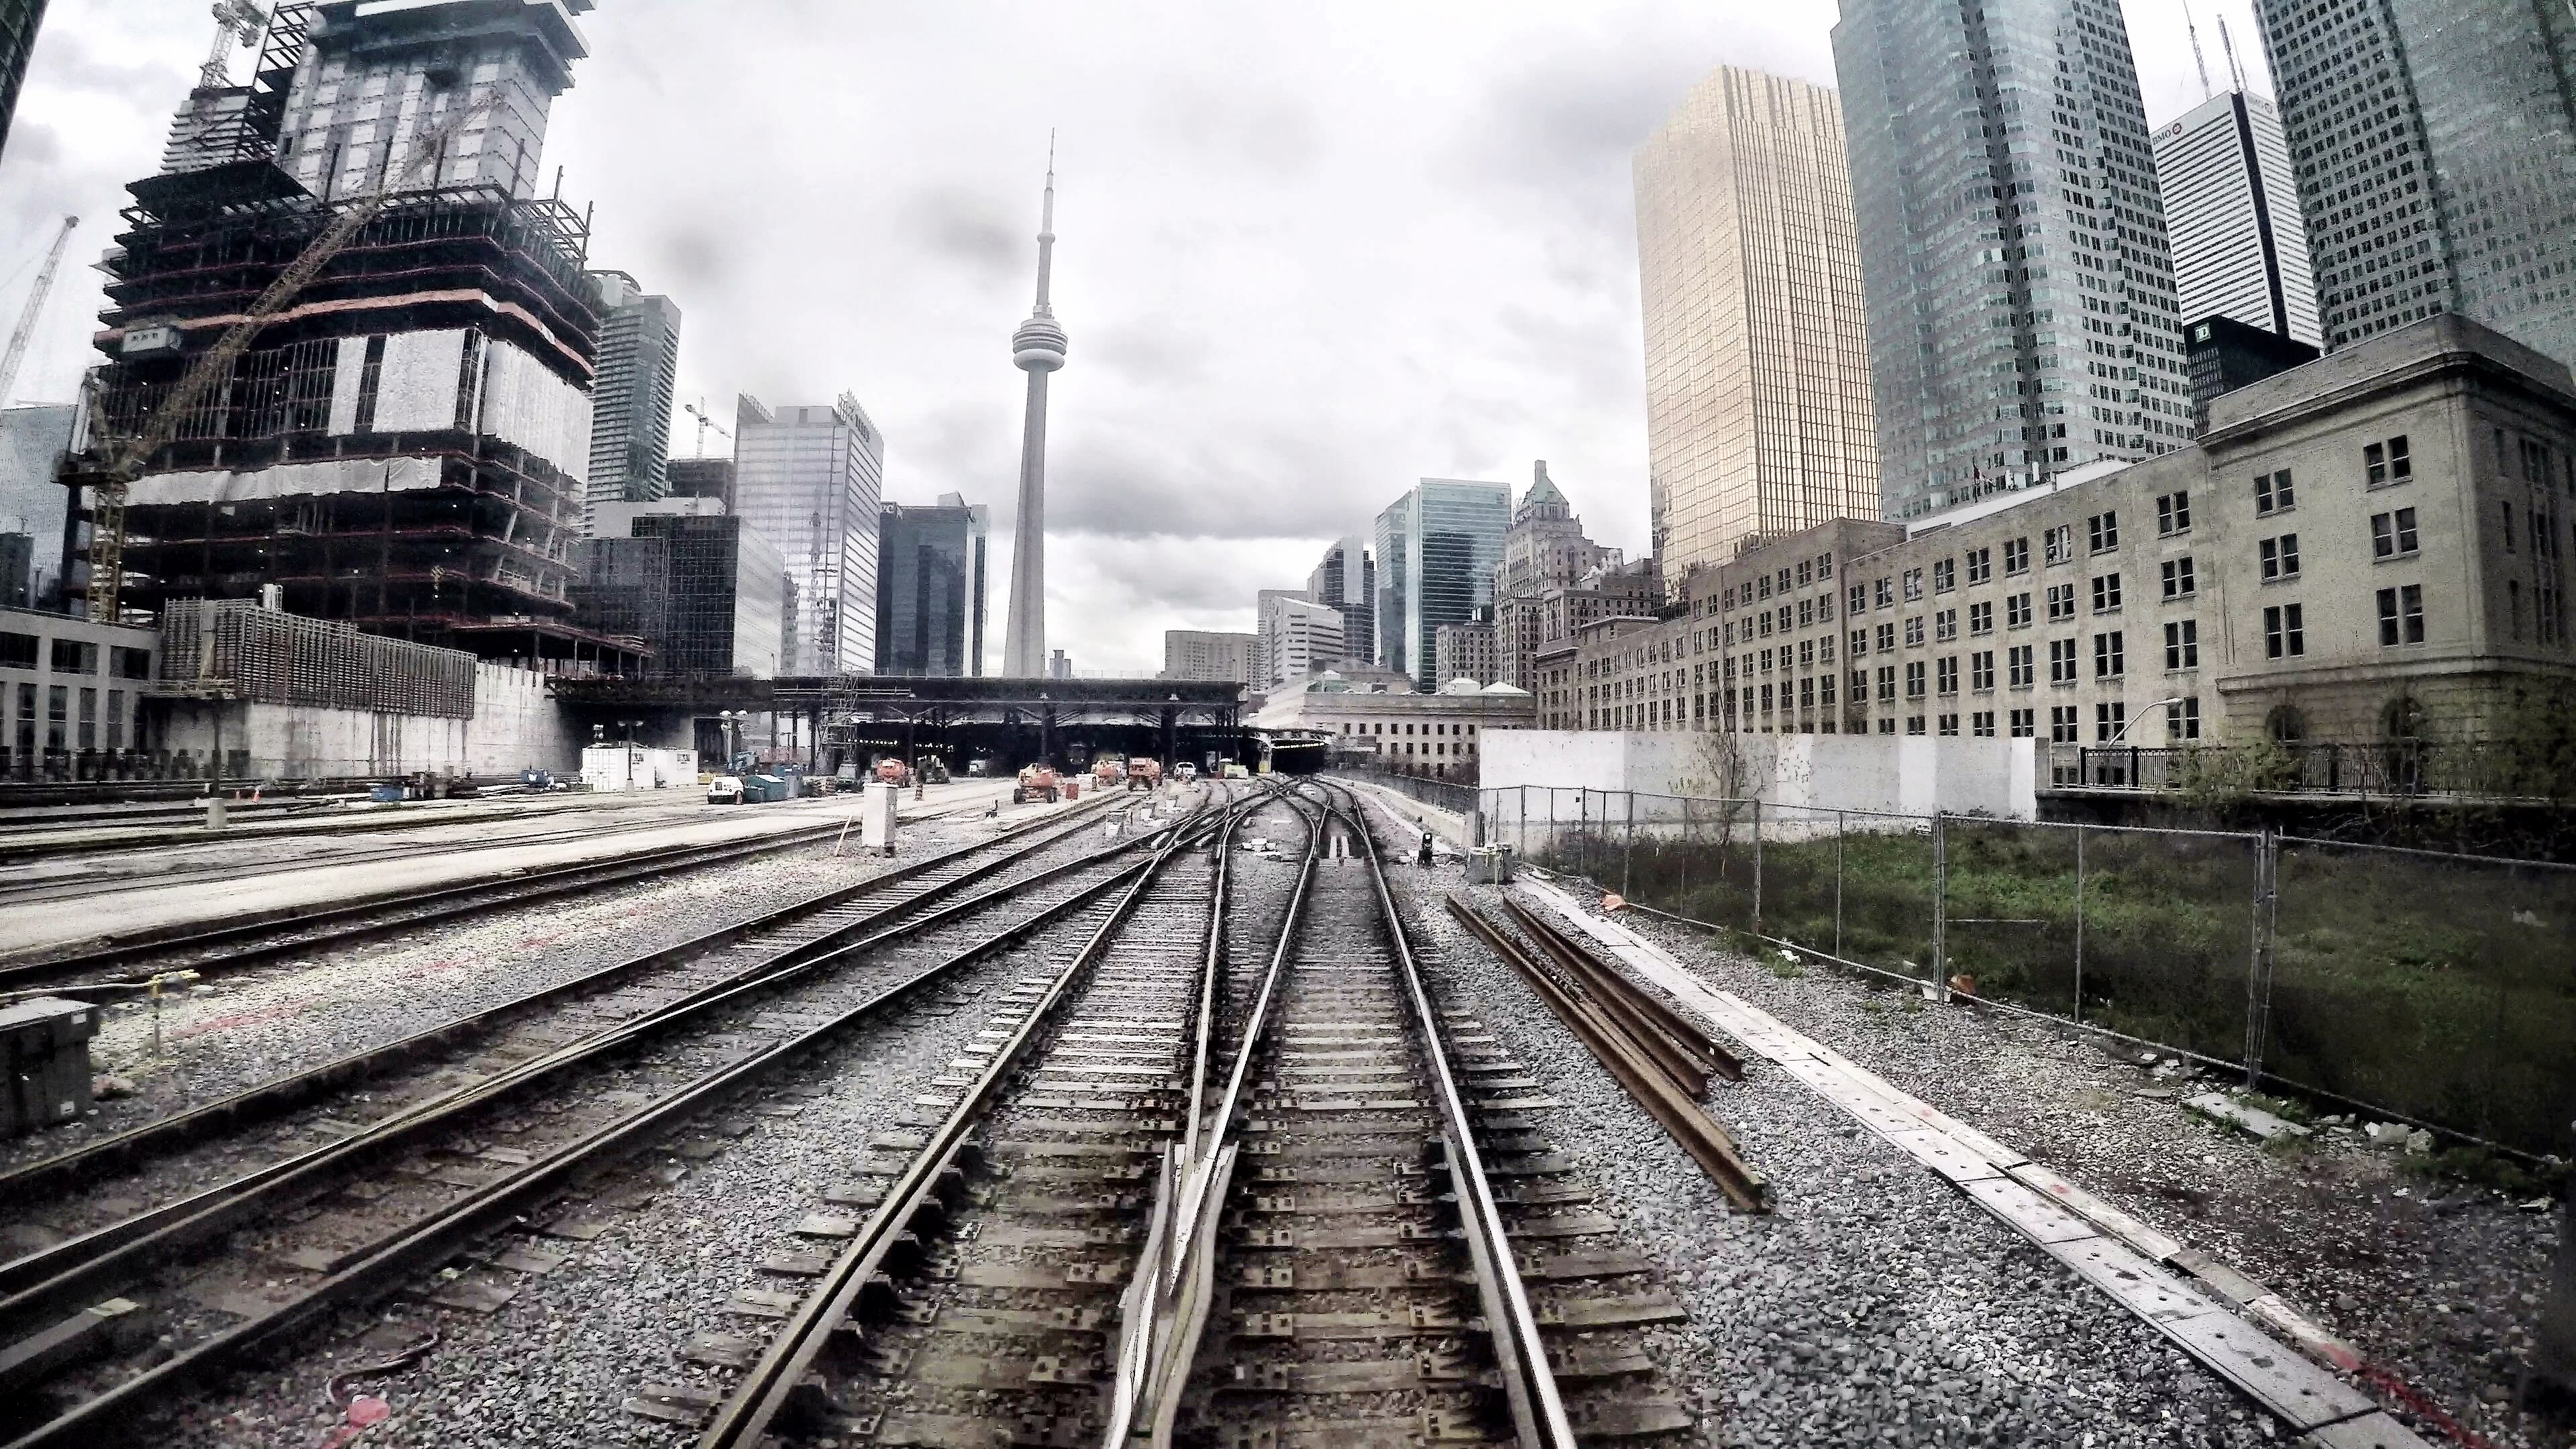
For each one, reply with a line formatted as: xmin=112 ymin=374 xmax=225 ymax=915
xmin=1479 ymin=729 xmax=2037 ymax=820
xmin=156 ymin=663 xmax=582 ymax=780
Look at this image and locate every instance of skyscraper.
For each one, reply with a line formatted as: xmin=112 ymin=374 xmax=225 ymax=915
xmin=2152 ymin=90 xmax=2320 ymax=349
xmin=0 ymin=1 xmax=47 ymax=164
xmin=1003 ymin=150 xmax=1068 ymax=677
xmin=1491 ymin=462 xmax=1621 ymax=689
xmin=583 ymin=270 xmax=682 ymax=533
xmin=1305 ymin=537 xmax=1375 ymax=667
xmin=2253 ymin=0 xmax=2576 ymax=364
xmin=875 ymin=494 xmax=988 ymax=677
xmin=733 ymin=393 xmax=884 ymax=675
xmin=1258 ymin=592 xmax=1345 ymax=690
xmin=1635 ymin=64 xmax=1878 ymax=572
xmin=1834 ymin=0 xmax=2194 ymax=520
xmin=1373 ymin=479 xmax=1510 ymax=692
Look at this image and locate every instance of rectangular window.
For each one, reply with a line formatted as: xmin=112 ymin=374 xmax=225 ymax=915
xmin=1972 ymin=710 xmax=1996 ymax=739
xmin=2090 ymin=573 xmax=2123 ymax=613
xmin=2046 ymin=583 xmax=2076 ymax=622
xmin=2009 ymin=707 xmax=2035 ymax=739
xmin=1938 ymin=712 xmax=1960 ymax=737
xmin=13 ymin=682 xmax=30 ymax=756
xmin=1818 ymin=594 xmax=1835 ymax=623
xmin=2365 ymin=435 xmax=2412 ymax=486
xmin=2088 ymin=510 xmax=2120 ymax=553
xmin=2007 ymin=644 xmax=2034 ymax=688
xmin=2259 ymin=534 xmax=2300 ymax=580
xmin=44 ymin=684 xmax=65 ymax=750
xmin=1904 ymin=660 xmax=1926 ymax=698
xmin=2006 ymin=592 xmax=2032 ymax=629
xmin=0 ymin=631 xmax=33 ymax=669
xmin=2263 ymin=603 xmax=2306 ymax=659
xmin=1968 ymin=600 xmax=1993 ymax=636
xmin=2093 ymin=630 xmax=2125 ymax=679
xmin=1935 ymin=608 xmax=1957 ymax=642
xmin=2371 ymin=507 xmax=2419 ymax=559
xmin=1760 ymin=683 xmax=1773 ymax=714
xmin=1874 ymin=577 xmax=1894 ymax=609
xmin=2377 ymin=586 xmax=2426 ymax=645
xmin=2155 ymin=490 xmax=2192 ymax=535
xmin=1970 ymin=649 xmax=1995 ymax=690
xmin=2164 ymin=619 xmax=2199 ymax=669
xmin=75 ymin=687 xmax=95 ymax=751
xmin=1818 ymin=635 xmax=1835 ymax=665
xmin=1933 ymin=557 xmax=1956 ymax=593
xmin=2045 ymin=525 xmax=2074 ymax=564
xmin=2255 ymin=468 xmax=2294 ymax=515
xmin=1849 ymin=628 xmax=1867 ymax=657
xmin=1799 ymin=676 xmax=1815 ymax=711
xmin=111 ymin=645 xmax=152 ymax=680
xmin=1903 ymin=568 xmax=1925 ymax=602
xmin=1847 ymin=583 xmax=1866 ymax=615
xmin=2094 ymin=700 xmax=2127 ymax=743
xmin=1878 ymin=717 xmax=1896 ymax=735
xmin=48 ymin=639 xmax=96 ymax=674
xmin=1907 ymin=715 xmax=1927 ymax=736
xmin=106 ymin=688 xmax=125 ymax=749
xmin=1817 ymin=553 xmax=1834 ymax=579
xmin=1848 ymin=668 xmax=1866 ymax=700
xmin=2167 ymin=696 xmax=2201 ymax=742
xmin=1820 ymin=673 xmax=1837 ymax=706
xmin=2048 ymin=637 xmax=2078 ymax=684
xmin=1876 ymin=622 xmax=1895 ymax=653
xmin=1936 ymin=656 xmax=1958 ymax=695
xmin=1904 ymin=616 xmax=1925 ymax=647
xmin=1798 ymin=639 xmax=1815 ymax=669
xmin=1797 ymin=559 xmax=1813 ymax=588
xmin=2160 ymin=556 xmax=2196 ymax=600
xmin=1799 ymin=598 xmax=1815 ymax=629
xmin=2049 ymin=705 xmax=2080 ymax=744
xmin=1965 ymin=547 xmax=1992 ymax=584
xmin=1875 ymin=665 xmax=1896 ymax=703
xmin=2003 ymin=537 xmax=2030 ymax=575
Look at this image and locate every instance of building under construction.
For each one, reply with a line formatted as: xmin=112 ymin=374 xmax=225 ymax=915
xmin=61 ymin=0 xmax=643 ymax=671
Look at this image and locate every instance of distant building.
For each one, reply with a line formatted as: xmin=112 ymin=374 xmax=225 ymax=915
xmin=2152 ymin=91 xmax=2320 ymax=352
xmin=1374 ymin=478 xmax=1509 ymax=691
xmin=1636 ymin=65 xmax=1878 ymax=571
xmin=733 ymin=393 xmax=883 ymax=674
xmin=666 ymin=458 xmax=735 ymax=510
xmin=0 ymin=405 xmax=74 ymax=608
xmin=1 ymin=602 xmax=159 ymax=776
xmin=1434 ymin=616 xmax=1499 ymax=687
xmin=2186 ymin=315 xmax=2319 ymax=434
xmin=1250 ymin=672 xmax=1534 ymax=780
xmin=0 ymin=532 xmax=30 ymax=608
xmin=584 ymin=270 xmax=682 ymax=533
xmin=1835 ymin=0 xmax=2192 ymax=519
xmin=0 ymin=0 xmax=44 ymax=164
xmin=1306 ymin=537 xmax=1376 ymax=667
xmin=576 ymin=501 xmax=786 ymax=678
xmin=875 ymin=494 xmax=987 ymax=677
xmin=1162 ymin=629 xmax=1256 ymax=684
xmin=1259 ymin=592 xmax=1345 ymax=690
xmin=2255 ymin=0 xmax=2576 ymax=363
xmin=1048 ymin=649 xmax=1072 ymax=681
xmin=1493 ymin=462 xmax=1621 ymax=690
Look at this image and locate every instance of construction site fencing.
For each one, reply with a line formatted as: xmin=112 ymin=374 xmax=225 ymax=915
xmin=1336 ymin=767 xmax=1479 ymax=820
xmin=158 ymin=600 xmax=478 ymax=718
xmin=1483 ymin=786 xmax=2576 ymax=1156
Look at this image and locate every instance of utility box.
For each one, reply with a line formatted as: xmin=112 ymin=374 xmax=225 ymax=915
xmin=859 ymin=782 xmax=900 ymax=855
xmin=1466 ymin=846 xmax=1517 ymax=886
xmin=3 ymin=997 xmax=99 ymax=1138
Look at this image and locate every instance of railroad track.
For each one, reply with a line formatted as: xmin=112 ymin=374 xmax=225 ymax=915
xmin=0 ymin=786 xmax=1254 ymax=1448
xmin=0 ymin=792 xmax=1015 ymax=994
xmin=676 ymin=779 xmax=1704 ymax=1449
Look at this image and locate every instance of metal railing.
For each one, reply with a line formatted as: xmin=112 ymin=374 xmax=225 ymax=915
xmin=1485 ymin=784 xmax=2576 ymax=1157
xmin=1332 ymin=766 xmax=1479 ymax=819
xmin=2045 ymin=739 xmax=2551 ymax=800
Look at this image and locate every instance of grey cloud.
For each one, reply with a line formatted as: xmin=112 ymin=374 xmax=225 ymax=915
xmin=904 ymin=187 xmax=1022 ymax=286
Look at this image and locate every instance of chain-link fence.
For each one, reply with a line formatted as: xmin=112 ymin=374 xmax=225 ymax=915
xmin=1481 ymin=786 xmax=2576 ymax=1155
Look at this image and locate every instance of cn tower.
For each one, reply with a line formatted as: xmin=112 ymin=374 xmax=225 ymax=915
xmin=1000 ymin=143 xmax=1067 ymax=678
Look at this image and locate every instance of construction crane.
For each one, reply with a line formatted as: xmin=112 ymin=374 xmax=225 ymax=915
xmin=85 ymin=93 xmax=493 ymax=623
xmin=684 ymin=397 xmax=732 ymax=458
xmin=199 ymin=1 xmax=270 ymax=89
xmin=0 ymin=215 xmax=76 ymax=409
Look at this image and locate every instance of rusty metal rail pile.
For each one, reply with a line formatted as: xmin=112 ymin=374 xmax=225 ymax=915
xmin=0 ymin=788 xmax=1240 ymax=1448
xmin=1446 ymin=895 xmax=1769 ymax=1212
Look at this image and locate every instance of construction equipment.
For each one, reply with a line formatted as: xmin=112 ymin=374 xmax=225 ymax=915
xmin=684 ymin=397 xmax=732 ymax=458
xmin=0 ymin=215 xmax=76 ymax=409
xmin=1013 ymin=765 xmax=1061 ymax=805
xmin=83 ymin=90 xmax=494 ymax=623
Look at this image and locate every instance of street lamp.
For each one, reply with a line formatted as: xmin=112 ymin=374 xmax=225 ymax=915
xmin=2106 ymin=697 xmax=2190 ymax=745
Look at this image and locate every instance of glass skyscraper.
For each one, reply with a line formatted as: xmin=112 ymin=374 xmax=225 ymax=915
xmin=733 ymin=393 xmax=883 ymax=675
xmin=2152 ymin=90 xmax=2321 ymax=349
xmin=1834 ymin=0 xmax=2192 ymax=521
xmin=1373 ymin=479 xmax=1509 ymax=691
xmin=2254 ymin=0 xmax=2576 ymax=364
xmin=875 ymin=494 xmax=988 ymax=677
xmin=1305 ymin=536 xmax=1375 ymax=667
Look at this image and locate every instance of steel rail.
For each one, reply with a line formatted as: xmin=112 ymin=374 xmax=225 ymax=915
xmin=0 ymin=794 xmax=1178 ymax=1330
xmin=1497 ymin=895 xmax=1743 ymax=1087
xmin=1448 ymin=897 xmax=1770 ymax=1212
xmin=1322 ymin=779 xmax=1576 ymax=1449
xmin=1106 ymin=784 xmax=1324 ymax=1446
xmin=0 ymin=791 xmax=1250 ymax=1449
xmin=692 ymin=788 xmax=1255 ymax=1449
xmin=0 ymin=798 xmax=1124 ymax=1209
xmin=0 ymin=801 xmax=1006 ymax=992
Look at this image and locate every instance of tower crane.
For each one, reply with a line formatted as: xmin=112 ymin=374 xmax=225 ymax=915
xmin=0 ymin=215 xmax=76 ymax=408
xmin=684 ymin=397 xmax=732 ymax=458
xmin=85 ymin=93 xmax=493 ymax=623
xmin=199 ymin=1 xmax=270 ymax=89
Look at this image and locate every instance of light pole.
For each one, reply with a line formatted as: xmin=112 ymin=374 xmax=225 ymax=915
xmin=2106 ymin=697 xmax=2190 ymax=745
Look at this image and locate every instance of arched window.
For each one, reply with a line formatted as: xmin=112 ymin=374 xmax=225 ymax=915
xmin=2263 ymin=704 xmax=2306 ymax=743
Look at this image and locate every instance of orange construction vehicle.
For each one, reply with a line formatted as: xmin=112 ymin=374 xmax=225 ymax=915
xmin=1092 ymin=757 xmax=1127 ymax=789
xmin=1127 ymin=759 xmax=1162 ymax=790
xmin=1014 ymin=765 xmax=1061 ymax=804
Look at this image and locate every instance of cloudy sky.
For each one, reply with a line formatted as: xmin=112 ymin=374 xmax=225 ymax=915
xmin=0 ymin=0 xmax=2271 ymax=675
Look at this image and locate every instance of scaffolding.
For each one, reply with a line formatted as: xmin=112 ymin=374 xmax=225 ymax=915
xmin=156 ymin=598 xmax=478 ymax=717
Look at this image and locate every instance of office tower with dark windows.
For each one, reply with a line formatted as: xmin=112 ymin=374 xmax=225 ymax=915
xmin=2253 ymin=0 xmax=2576 ymax=364
xmin=582 ymin=270 xmax=681 ymax=534
xmin=665 ymin=457 xmax=735 ymax=510
xmin=1305 ymin=536 xmax=1375 ymax=667
xmin=1833 ymin=0 xmax=2193 ymax=521
xmin=875 ymin=494 xmax=987 ymax=677
xmin=579 ymin=504 xmax=786 ymax=678
xmin=1635 ymin=64 xmax=1879 ymax=572
xmin=0 ymin=0 xmax=45 ymax=162
xmin=1373 ymin=478 xmax=1509 ymax=692
xmin=733 ymin=392 xmax=883 ymax=675
xmin=2185 ymin=313 xmax=2319 ymax=431
xmin=2153 ymin=90 xmax=2320 ymax=349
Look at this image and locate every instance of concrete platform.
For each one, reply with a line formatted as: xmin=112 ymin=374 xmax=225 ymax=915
xmin=0 ymin=781 xmax=1034 ymax=964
